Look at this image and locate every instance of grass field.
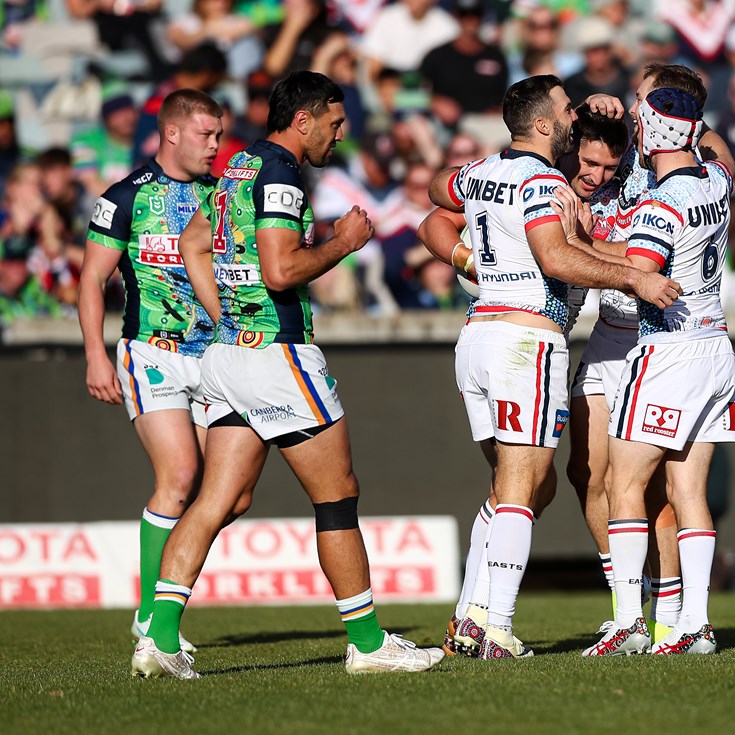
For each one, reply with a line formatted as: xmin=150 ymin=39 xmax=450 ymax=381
xmin=2 ymin=593 xmax=734 ymax=735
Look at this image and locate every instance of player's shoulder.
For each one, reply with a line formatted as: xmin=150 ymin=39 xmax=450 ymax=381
xmin=702 ymin=159 xmax=733 ymax=191
xmin=241 ymin=139 xmax=303 ymax=188
xmin=503 ymin=150 xmax=566 ymax=188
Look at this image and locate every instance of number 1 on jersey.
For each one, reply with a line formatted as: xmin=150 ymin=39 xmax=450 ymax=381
xmin=212 ymin=189 xmax=227 ymax=254
xmin=474 ymin=212 xmax=497 ymax=266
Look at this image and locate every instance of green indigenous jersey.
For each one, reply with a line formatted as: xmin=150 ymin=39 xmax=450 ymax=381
xmin=86 ymin=159 xmax=216 ymax=356
xmin=201 ymin=139 xmax=314 ymax=348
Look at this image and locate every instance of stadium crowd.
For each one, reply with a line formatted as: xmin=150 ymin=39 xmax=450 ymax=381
xmin=2 ymin=0 xmax=735 ymax=325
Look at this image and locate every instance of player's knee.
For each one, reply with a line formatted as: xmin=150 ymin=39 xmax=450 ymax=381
xmin=153 ymin=465 xmax=201 ymax=508
xmin=313 ymin=495 xmax=359 ymax=532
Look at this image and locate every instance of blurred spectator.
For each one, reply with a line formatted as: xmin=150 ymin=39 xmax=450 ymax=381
xmin=261 ymin=0 xmax=340 ymax=78
xmin=444 ymin=131 xmax=483 ymax=167
xmin=360 ymin=0 xmax=459 ymax=81
xmin=70 ymin=83 xmax=137 ymax=200
xmin=167 ymin=0 xmax=263 ymax=80
xmin=653 ymin=0 xmax=735 ymax=114
xmin=1 ymin=0 xmax=44 ymax=52
xmin=715 ymin=71 xmax=735 ymax=160
xmin=312 ymin=34 xmax=366 ymax=140
xmin=132 ymin=42 xmax=228 ymax=165
xmin=0 ymin=162 xmax=75 ymax=311
xmin=232 ymin=69 xmax=273 ymax=145
xmin=0 ymin=89 xmax=20 ymax=197
xmin=234 ymin=0 xmax=283 ymax=25
xmin=513 ymin=0 xmax=591 ymax=24
xmin=311 ymin=130 xmax=403 ymax=314
xmin=507 ymin=5 xmax=582 ymax=84
xmin=66 ymin=0 xmax=170 ymax=82
xmin=210 ymin=97 xmax=246 ymax=176
xmin=420 ymin=0 xmax=508 ymax=131
xmin=36 ymin=147 xmax=90 ymax=254
xmin=329 ymin=0 xmax=387 ymax=35
xmin=378 ymin=161 xmax=456 ymax=308
xmin=564 ymin=17 xmax=630 ymax=108
xmin=638 ymin=21 xmax=678 ymax=66
xmin=590 ymin=0 xmax=644 ymax=69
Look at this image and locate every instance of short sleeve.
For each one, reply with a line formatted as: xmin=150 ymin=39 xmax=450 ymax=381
xmin=519 ymin=170 xmax=567 ymax=232
xmin=626 ymin=199 xmax=683 ymax=268
xmin=252 ymin=157 xmax=307 ymax=232
xmin=86 ymin=181 xmax=133 ymax=250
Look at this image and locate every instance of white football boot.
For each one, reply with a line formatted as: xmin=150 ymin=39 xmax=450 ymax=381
xmin=131 ymin=636 xmax=201 ymax=680
xmin=582 ymin=617 xmax=651 ymax=657
xmin=132 ymin=610 xmax=197 ymax=654
xmin=478 ymin=625 xmax=534 ymax=660
xmin=651 ymin=624 xmax=717 ymax=655
xmin=345 ymin=632 xmax=445 ymax=673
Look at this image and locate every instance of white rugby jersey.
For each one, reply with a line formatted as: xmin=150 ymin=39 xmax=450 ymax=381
xmin=598 ymin=143 xmax=657 ymax=329
xmin=566 ymin=177 xmax=621 ymax=336
xmin=626 ymin=160 xmax=732 ymax=341
xmin=450 ymin=148 xmax=570 ymax=329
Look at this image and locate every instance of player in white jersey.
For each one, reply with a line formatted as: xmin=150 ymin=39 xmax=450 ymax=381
xmin=582 ymin=87 xmax=735 ymax=657
xmin=428 ymin=74 xmax=681 ymax=660
xmin=418 ymin=103 xmax=628 ymax=656
xmin=566 ymin=66 xmax=735 ymax=643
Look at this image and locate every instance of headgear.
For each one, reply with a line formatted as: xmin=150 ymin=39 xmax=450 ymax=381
xmin=638 ymin=87 xmax=703 ymax=169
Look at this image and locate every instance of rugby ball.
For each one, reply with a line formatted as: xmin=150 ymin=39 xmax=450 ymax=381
xmin=456 ymin=225 xmax=479 ymax=298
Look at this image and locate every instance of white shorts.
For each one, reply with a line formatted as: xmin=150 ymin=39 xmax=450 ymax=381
xmin=609 ymin=335 xmax=735 ymax=450
xmin=571 ymin=318 xmax=639 ymax=412
xmin=455 ymin=321 xmax=570 ymax=447
xmin=201 ymin=342 xmax=345 ymax=441
xmin=116 ymin=339 xmax=206 ymax=426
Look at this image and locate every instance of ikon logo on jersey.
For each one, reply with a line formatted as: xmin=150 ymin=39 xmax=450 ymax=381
xmin=633 ymin=213 xmax=675 ymax=236
xmin=642 ymin=404 xmax=681 ymax=438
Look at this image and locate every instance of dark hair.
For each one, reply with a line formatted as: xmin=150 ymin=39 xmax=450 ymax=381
xmin=267 ymin=71 xmax=345 ymax=134
xmin=158 ymin=89 xmax=223 ymax=135
xmin=643 ymin=63 xmax=707 ymax=107
xmin=178 ymin=41 xmax=228 ymax=75
xmin=502 ymin=74 xmax=563 ymax=139
xmin=572 ymin=103 xmax=629 ymax=158
xmin=35 ymin=147 xmax=72 ymax=169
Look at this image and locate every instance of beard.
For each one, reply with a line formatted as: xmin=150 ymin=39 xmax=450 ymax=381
xmin=550 ymin=120 xmax=573 ymax=161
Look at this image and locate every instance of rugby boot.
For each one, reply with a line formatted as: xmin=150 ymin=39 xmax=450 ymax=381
xmin=651 ymin=624 xmax=717 ymax=655
xmin=345 ymin=632 xmax=445 ymax=673
xmin=442 ymin=614 xmax=459 ymax=656
xmin=132 ymin=609 xmax=197 ymax=654
xmin=131 ymin=636 xmax=200 ymax=679
xmin=478 ymin=625 xmax=534 ymax=660
xmin=582 ymin=617 xmax=651 ymax=657
xmin=453 ymin=604 xmax=487 ymax=657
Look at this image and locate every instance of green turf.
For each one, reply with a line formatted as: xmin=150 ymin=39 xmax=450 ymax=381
xmin=1 ymin=593 xmax=734 ymax=735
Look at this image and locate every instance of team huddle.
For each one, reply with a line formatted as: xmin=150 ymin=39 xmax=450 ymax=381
xmin=78 ymin=63 xmax=734 ymax=679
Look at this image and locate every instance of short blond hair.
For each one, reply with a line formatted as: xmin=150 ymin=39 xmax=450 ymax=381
xmin=157 ymin=88 xmax=222 ymax=135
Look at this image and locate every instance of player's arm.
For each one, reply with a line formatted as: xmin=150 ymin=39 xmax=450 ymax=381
xmin=258 ymin=206 xmax=374 ymax=290
xmin=416 ymin=207 xmax=476 ymax=279
xmin=428 ymin=166 xmax=464 ymax=211
xmin=699 ymin=124 xmax=735 ymax=179
xmin=179 ymin=206 xmax=221 ymax=323
xmin=527 ymin=222 xmax=680 ymax=308
xmin=78 ymin=241 xmax=124 ymax=405
xmin=550 ymin=186 xmax=629 ymax=262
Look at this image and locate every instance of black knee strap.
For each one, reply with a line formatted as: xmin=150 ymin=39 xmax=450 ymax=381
xmin=314 ymin=496 xmax=359 ymax=532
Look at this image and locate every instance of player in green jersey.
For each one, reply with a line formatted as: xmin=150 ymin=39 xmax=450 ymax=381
xmin=78 ymin=89 xmax=225 ymax=654
xmin=132 ymin=71 xmax=445 ymax=679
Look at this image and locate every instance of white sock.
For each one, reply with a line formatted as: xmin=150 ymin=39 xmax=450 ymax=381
xmin=598 ymin=552 xmax=614 ymax=591
xmin=485 ymin=504 xmax=533 ymax=629
xmin=608 ymin=518 xmax=648 ymax=628
xmin=650 ymin=577 xmax=682 ymax=627
xmin=456 ymin=499 xmax=494 ymax=619
xmin=677 ymin=529 xmax=716 ymax=631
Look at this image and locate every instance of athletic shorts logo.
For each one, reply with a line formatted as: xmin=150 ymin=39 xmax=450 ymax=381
xmin=91 ymin=196 xmax=117 ymax=229
xmin=642 ymin=404 xmax=681 ymax=438
xmin=263 ymin=184 xmax=304 ymax=217
xmin=495 ymin=400 xmax=522 ymax=432
xmin=553 ymin=409 xmax=569 ymax=438
xmin=725 ymin=402 xmax=735 ymax=431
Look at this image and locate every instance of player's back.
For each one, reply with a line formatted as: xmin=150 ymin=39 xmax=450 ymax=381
xmin=455 ymin=149 xmax=569 ymax=329
xmin=629 ymin=162 xmax=732 ymax=339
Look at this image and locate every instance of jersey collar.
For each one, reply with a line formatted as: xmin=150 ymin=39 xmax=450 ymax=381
xmin=500 ymin=147 xmax=554 ymax=168
xmin=657 ymin=165 xmax=709 ymax=187
xmin=254 ymin=139 xmax=301 ymax=167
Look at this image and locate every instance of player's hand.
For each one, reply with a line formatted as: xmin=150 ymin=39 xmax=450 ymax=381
xmin=585 ymin=94 xmax=625 ymax=119
xmin=633 ymin=271 xmax=683 ymax=308
xmin=334 ymin=205 xmax=374 ymax=253
xmin=550 ymin=186 xmax=581 ymax=242
xmin=86 ymin=355 xmax=123 ymax=405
